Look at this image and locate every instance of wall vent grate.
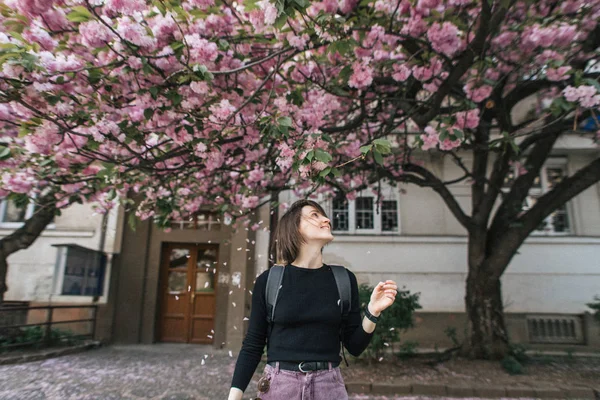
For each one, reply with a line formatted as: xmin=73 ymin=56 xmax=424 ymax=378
xmin=526 ymin=315 xmax=584 ymax=344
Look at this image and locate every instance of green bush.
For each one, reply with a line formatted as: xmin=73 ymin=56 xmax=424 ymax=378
xmin=587 ymin=296 xmax=600 ymax=323
xmin=509 ymin=343 xmax=529 ymax=364
xmin=444 ymin=326 xmax=460 ymax=347
xmin=396 ymin=340 xmax=419 ymax=359
xmin=0 ymin=326 xmax=80 ymax=351
xmin=357 ymin=282 xmax=421 ymax=363
xmin=501 ymin=355 xmax=524 ymax=375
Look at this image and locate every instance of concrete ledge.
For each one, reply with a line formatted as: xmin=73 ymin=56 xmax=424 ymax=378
xmin=0 ymin=341 xmax=101 ymax=365
xmin=562 ymin=387 xmax=597 ymax=399
xmin=506 ymin=386 xmax=537 ymax=398
xmin=411 ymin=383 xmax=447 ymax=396
xmin=371 ymin=383 xmax=411 ymax=395
xmin=344 ymin=382 xmax=371 ymax=394
xmin=346 ymin=381 xmax=599 ymax=399
xmin=447 ymin=385 xmax=475 ymax=397
xmin=472 ymin=385 xmax=507 ymax=398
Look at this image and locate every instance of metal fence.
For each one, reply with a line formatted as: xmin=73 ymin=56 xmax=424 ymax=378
xmin=0 ymin=303 xmax=98 ymax=350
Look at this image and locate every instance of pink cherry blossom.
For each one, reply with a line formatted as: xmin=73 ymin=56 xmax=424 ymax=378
xmin=427 ymin=22 xmax=464 ymax=57
xmin=287 ymin=32 xmax=309 ymax=50
xmin=105 ymin=0 xmax=146 ymax=15
xmin=546 ymin=66 xmax=572 ymax=81
xmin=80 ymin=21 xmax=115 ymax=48
xmin=16 ymin=0 xmax=54 ymax=16
xmin=420 ymin=126 xmax=439 ymax=151
xmin=454 ymin=109 xmax=480 ymax=130
xmin=209 ymin=99 xmax=236 ymax=122
xmin=348 ymin=60 xmax=374 ymax=89
xmin=464 ymin=82 xmax=493 ymax=103
xmin=392 ymin=64 xmax=411 ymax=82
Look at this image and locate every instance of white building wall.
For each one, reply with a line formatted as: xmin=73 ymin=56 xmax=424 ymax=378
xmin=323 ymin=235 xmax=600 ymax=314
xmin=277 ymin=147 xmax=600 ymax=316
xmin=1 ymin=203 xmax=122 ymax=303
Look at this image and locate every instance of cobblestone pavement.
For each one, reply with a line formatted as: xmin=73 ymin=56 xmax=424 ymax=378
xmin=0 ymin=344 xmax=526 ymax=400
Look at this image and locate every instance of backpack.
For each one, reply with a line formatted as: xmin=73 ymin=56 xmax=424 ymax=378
xmin=265 ymin=263 xmax=351 ymax=367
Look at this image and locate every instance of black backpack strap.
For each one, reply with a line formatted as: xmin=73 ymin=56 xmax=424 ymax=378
xmin=265 ymin=264 xmax=285 ymax=344
xmin=329 ymin=265 xmax=351 ymax=319
xmin=329 ymin=264 xmax=351 ymax=366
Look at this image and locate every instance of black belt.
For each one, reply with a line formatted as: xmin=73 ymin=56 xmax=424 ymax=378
xmin=268 ymin=361 xmax=339 ymax=373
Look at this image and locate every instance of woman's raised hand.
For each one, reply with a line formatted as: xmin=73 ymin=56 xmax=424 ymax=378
xmin=368 ymin=280 xmax=398 ymax=316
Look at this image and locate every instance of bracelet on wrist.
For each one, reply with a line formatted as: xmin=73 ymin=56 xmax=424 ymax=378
xmin=364 ymin=306 xmax=379 ymax=324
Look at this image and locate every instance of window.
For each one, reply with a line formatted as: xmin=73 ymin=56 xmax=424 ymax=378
xmin=0 ymin=198 xmax=54 ymax=229
xmin=331 ymin=191 xmax=400 ymax=234
xmin=53 ymin=244 xmax=107 ymax=297
xmin=503 ymin=158 xmax=570 ymax=235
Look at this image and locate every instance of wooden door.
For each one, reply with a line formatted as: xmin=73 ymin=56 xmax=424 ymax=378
xmin=158 ymin=243 xmax=219 ymax=343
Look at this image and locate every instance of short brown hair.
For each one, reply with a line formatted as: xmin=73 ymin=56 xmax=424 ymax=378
xmin=271 ymin=199 xmax=328 ymax=265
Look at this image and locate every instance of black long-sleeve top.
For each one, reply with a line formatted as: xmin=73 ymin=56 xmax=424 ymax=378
xmin=230 ymin=263 xmax=374 ymax=392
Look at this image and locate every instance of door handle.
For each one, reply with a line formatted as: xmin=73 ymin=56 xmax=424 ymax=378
xmin=190 ymin=292 xmax=195 ymax=304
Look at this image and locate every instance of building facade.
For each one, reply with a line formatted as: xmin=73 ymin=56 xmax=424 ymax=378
xmin=2 ymin=138 xmax=600 ymax=352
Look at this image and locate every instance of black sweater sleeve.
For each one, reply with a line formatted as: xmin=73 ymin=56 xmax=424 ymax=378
xmin=230 ymin=271 xmax=268 ymax=392
xmin=342 ymin=269 xmax=374 ymax=357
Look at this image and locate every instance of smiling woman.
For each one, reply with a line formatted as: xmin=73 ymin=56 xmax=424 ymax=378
xmin=228 ymin=199 xmax=399 ymax=400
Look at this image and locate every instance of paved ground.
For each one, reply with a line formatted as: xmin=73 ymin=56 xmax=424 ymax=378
xmin=0 ymin=344 xmax=531 ymax=400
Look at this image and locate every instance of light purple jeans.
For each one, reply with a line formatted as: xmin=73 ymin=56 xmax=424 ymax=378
xmin=254 ymin=361 xmax=348 ymax=400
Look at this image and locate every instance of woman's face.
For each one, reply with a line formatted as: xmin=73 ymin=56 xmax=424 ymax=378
xmin=298 ymin=205 xmax=334 ymax=244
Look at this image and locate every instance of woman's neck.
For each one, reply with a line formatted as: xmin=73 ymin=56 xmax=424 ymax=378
xmin=292 ymin=245 xmax=323 ymax=269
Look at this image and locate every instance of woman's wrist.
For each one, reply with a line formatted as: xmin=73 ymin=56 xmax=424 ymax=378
xmin=367 ymin=303 xmax=381 ymax=317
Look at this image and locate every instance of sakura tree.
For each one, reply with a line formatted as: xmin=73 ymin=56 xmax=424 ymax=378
xmin=1 ymin=0 xmax=599 ymax=357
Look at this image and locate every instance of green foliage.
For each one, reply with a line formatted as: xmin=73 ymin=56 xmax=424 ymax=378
xmin=0 ymin=326 xmax=81 ymax=351
xmin=396 ymin=340 xmax=419 ymax=359
xmin=356 ymin=282 xmax=421 ymax=362
xmin=501 ymin=355 xmax=524 ymax=375
xmin=508 ymin=343 xmax=529 ymax=364
xmin=444 ymin=326 xmax=460 ymax=347
xmin=586 ymin=295 xmax=600 ymax=323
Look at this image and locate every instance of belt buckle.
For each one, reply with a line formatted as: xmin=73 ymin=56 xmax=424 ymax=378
xmin=298 ymin=361 xmax=309 ymax=373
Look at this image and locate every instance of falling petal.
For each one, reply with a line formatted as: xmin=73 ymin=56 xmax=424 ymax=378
xmin=234 ymin=325 xmax=237 ymax=330
xmin=232 ymin=302 xmax=236 ymax=307
xmin=211 ymin=329 xmax=215 ymax=333
xmin=243 ymin=317 xmax=249 ymax=321
xmin=337 ymin=299 xmax=341 ymax=306
xmin=175 ymin=296 xmax=179 ymax=300
xmin=201 ymin=359 xmax=205 ymax=366
xmin=378 ymin=357 xmax=384 ymax=362
xmin=207 ymin=335 xmax=213 ymax=338
xmin=229 ymin=290 xmax=233 ymax=295
xmin=204 ymin=282 xmax=209 ymax=288
xmin=249 ymin=290 xmax=253 ymax=295
xmin=229 ymin=351 xmax=233 ymax=357
xmin=384 ymin=343 xmax=389 ymax=347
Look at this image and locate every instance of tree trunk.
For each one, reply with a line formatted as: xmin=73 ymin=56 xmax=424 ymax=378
xmin=464 ymin=267 xmax=510 ymax=360
xmin=0 ymin=250 xmax=7 ymax=303
xmin=0 ymin=197 xmax=56 ymax=304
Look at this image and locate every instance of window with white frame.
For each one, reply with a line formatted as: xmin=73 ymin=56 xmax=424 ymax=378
xmin=331 ymin=190 xmax=400 ymax=234
xmin=53 ymin=244 xmax=107 ymax=297
xmin=503 ymin=158 xmax=570 ymax=235
xmin=0 ymin=198 xmax=55 ymax=229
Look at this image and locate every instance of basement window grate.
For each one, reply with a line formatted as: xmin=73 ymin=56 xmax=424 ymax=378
xmin=526 ymin=315 xmax=584 ymax=344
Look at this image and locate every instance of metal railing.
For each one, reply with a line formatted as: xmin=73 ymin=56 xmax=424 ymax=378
xmin=0 ymin=304 xmax=98 ymax=350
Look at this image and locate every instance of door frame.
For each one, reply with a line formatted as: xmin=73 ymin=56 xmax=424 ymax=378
xmin=156 ymin=242 xmax=219 ymax=343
